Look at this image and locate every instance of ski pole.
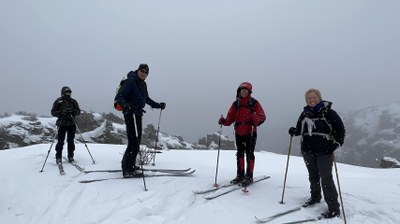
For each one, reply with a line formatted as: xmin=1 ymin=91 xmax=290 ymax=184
xmin=152 ymin=108 xmax=163 ymax=166
xmin=213 ymin=115 xmax=223 ymax=188
xmin=280 ymin=135 xmax=293 ymax=204
xmin=71 ymin=115 xmax=96 ymax=164
xmin=333 ymin=153 xmax=347 ymax=224
xmin=133 ymin=114 xmax=148 ymax=191
xmin=39 ymin=116 xmax=64 ymax=172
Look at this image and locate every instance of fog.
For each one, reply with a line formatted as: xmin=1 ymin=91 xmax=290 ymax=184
xmin=1 ymin=0 xmax=399 ymax=152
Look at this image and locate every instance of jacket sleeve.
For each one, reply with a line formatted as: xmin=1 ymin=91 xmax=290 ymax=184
xmin=326 ymin=109 xmax=346 ymax=145
xmin=146 ymin=96 xmax=159 ymax=108
xmin=71 ymin=99 xmax=81 ymax=116
xmin=254 ymin=101 xmax=266 ymax=125
xmin=223 ymin=102 xmax=237 ymax=126
xmin=51 ymin=99 xmax=61 ymax=117
xmin=294 ymin=113 xmax=305 ymax=136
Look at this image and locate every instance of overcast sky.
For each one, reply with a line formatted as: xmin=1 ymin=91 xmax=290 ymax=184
xmin=1 ymin=0 xmax=399 ymax=151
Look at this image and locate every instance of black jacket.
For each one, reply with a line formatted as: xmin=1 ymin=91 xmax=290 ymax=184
xmin=114 ymin=71 xmax=159 ymax=116
xmin=293 ymin=101 xmax=345 ymax=154
xmin=51 ymin=96 xmax=81 ymax=126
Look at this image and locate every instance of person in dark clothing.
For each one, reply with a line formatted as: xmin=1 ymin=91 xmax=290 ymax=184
xmin=51 ymin=86 xmax=81 ymax=163
xmin=288 ymin=88 xmax=345 ymax=219
xmin=114 ymin=63 xmax=166 ymax=178
xmin=218 ymin=82 xmax=266 ymax=186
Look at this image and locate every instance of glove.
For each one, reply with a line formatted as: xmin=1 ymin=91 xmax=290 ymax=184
xmin=250 ymin=114 xmax=259 ymax=126
xmin=159 ymin=102 xmax=166 ymax=110
xmin=288 ymin=127 xmax=296 ymax=136
xmin=218 ymin=117 xmax=226 ymax=125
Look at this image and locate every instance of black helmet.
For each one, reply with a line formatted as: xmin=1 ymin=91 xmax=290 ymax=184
xmin=61 ymin=86 xmax=72 ymax=97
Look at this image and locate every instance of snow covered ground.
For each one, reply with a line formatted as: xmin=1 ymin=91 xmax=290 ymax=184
xmin=1 ymin=144 xmax=399 ymax=224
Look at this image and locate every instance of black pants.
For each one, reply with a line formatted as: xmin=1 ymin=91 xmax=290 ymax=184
xmin=55 ymin=125 xmax=76 ymax=159
xmin=302 ymin=150 xmax=340 ymax=211
xmin=235 ymin=132 xmax=257 ymax=177
xmin=122 ymin=114 xmax=142 ymax=172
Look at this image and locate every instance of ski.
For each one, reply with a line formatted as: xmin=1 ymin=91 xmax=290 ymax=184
xmin=63 ymin=156 xmax=85 ymax=172
xmin=193 ymin=181 xmax=235 ymax=194
xmin=203 ymin=175 xmax=270 ymax=200
xmin=79 ymin=169 xmax=196 ymax=183
xmin=255 ymin=206 xmax=302 ymax=223
xmin=282 ymin=216 xmax=323 ymax=224
xmin=56 ymin=160 xmax=65 ymax=175
xmin=84 ymin=167 xmax=191 ymax=174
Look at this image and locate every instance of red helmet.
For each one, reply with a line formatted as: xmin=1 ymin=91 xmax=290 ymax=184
xmin=237 ymin=82 xmax=252 ymax=97
xmin=239 ymin=82 xmax=252 ymax=92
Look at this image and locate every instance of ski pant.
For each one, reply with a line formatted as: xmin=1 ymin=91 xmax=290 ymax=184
xmin=301 ymin=150 xmax=340 ymax=211
xmin=122 ymin=114 xmax=142 ymax=172
xmin=55 ymin=125 xmax=76 ymax=159
xmin=235 ymin=132 xmax=257 ymax=178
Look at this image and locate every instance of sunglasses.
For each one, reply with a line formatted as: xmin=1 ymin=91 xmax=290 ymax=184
xmin=140 ymin=69 xmax=149 ymax=74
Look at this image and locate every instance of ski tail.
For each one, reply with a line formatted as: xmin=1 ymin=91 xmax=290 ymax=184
xmin=203 ymin=175 xmax=270 ymax=200
xmin=79 ymin=170 xmax=196 ymax=184
xmin=255 ymin=206 xmax=302 ymax=223
xmin=63 ymin=156 xmax=85 ymax=172
xmin=84 ymin=168 xmax=191 ymax=174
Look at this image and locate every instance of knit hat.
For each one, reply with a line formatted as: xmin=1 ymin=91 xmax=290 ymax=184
xmin=138 ymin=63 xmax=149 ymax=72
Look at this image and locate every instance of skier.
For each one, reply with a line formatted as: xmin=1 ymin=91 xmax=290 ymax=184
xmin=218 ymin=82 xmax=266 ymax=186
xmin=51 ymin=86 xmax=81 ymax=163
xmin=114 ymin=63 xmax=166 ymax=178
xmin=288 ymin=88 xmax=345 ymax=219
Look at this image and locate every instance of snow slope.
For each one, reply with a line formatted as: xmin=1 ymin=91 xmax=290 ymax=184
xmin=1 ymin=144 xmax=399 ymax=224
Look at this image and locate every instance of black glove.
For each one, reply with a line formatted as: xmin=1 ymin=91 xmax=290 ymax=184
xmin=288 ymin=127 xmax=296 ymax=136
xmin=159 ymin=102 xmax=166 ymax=110
xmin=218 ymin=117 xmax=226 ymax=125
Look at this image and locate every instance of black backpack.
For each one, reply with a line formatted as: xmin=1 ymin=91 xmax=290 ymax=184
xmin=113 ymin=78 xmax=126 ymax=111
xmin=233 ymin=97 xmax=257 ymax=112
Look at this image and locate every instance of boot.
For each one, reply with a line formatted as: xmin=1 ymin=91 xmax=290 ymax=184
xmin=321 ymin=209 xmax=340 ymax=218
xmin=230 ymin=175 xmax=245 ymax=184
xmin=302 ymin=197 xmax=321 ymax=207
xmin=240 ymin=174 xmax=253 ymax=186
xmin=230 ymin=156 xmax=245 ymax=184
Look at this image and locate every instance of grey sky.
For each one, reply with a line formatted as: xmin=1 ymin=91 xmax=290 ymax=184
xmin=1 ymin=0 xmax=399 ymax=151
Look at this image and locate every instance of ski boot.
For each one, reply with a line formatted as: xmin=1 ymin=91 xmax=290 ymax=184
xmin=321 ymin=209 xmax=340 ymax=218
xmin=240 ymin=175 xmax=253 ymax=186
xmin=230 ymin=175 xmax=245 ymax=184
xmin=302 ymin=197 xmax=321 ymax=207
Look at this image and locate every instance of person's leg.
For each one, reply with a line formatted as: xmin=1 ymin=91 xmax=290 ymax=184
xmin=301 ymin=150 xmax=322 ymax=206
xmin=55 ymin=126 xmax=67 ymax=161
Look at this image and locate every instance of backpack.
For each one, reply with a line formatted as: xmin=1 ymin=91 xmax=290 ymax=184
xmin=113 ymin=78 xmax=126 ymax=111
xmin=233 ymin=97 xmax=257 ymax=112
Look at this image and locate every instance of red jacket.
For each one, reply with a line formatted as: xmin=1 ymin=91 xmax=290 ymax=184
xmin=222 ymin=95 xmax=266 ymax=136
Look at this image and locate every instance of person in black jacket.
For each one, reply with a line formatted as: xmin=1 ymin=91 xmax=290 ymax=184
xmin=288 ymin=88 xmax=345 ymax=219
xmin=114 ymin=63 xmax=166 ymax=178
xmin=51 ymin=86 xmax=81 ymax=163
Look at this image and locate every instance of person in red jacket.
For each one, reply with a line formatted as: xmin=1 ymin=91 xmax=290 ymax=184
xmin=218 ymin=82 xmax=266 ymax=186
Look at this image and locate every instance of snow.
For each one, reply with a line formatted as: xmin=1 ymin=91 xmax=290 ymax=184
xmin=1 ymin=144 xmax=400 ymax=224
